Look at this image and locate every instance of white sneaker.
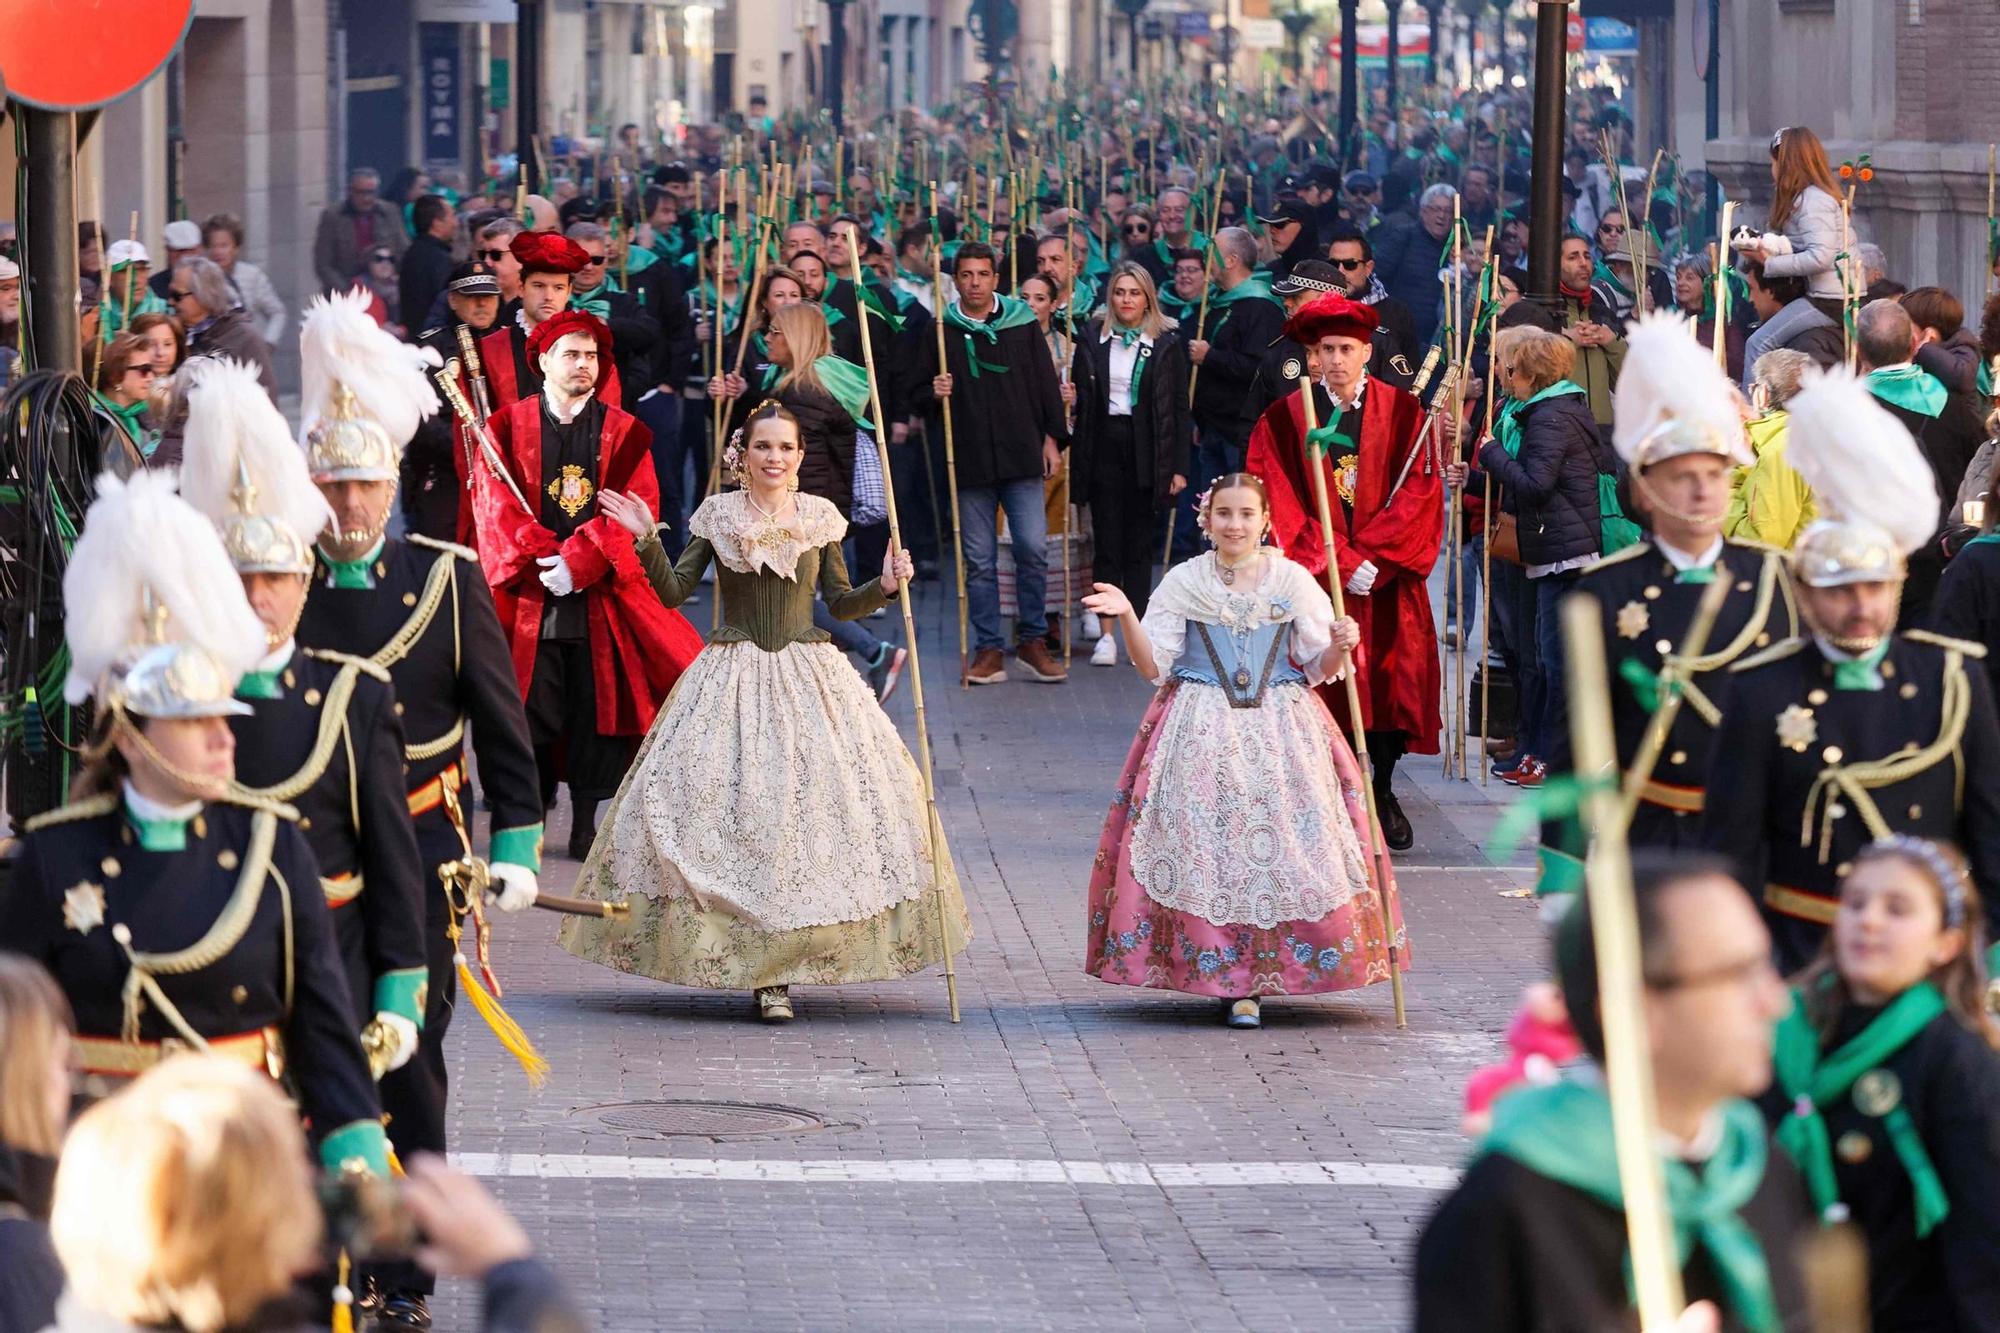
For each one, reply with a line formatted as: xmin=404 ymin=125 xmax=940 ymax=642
xmin=1081 ymin=611 xmax=1102 ymax=640
xmin=1091 ymin=635 xmax=1118 ymax=667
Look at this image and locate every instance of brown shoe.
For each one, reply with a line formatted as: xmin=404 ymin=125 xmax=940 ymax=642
xmin=1016 ymin=637 xmax=1068 ymax=682
xmin=967 ymin=648 xmax=1008 ymax=685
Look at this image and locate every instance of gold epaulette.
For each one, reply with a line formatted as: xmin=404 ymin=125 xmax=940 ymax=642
xmin=1905 ymin=628 xmax=1989 ymax=660
xmin=23 ymin=793 xmax=120 ymax=832
xmin=1581 ymin=542 xmax=1654 ymax=575
xmin=408 ymin=532 xmax=478 ymax=562
xmin=303 ymin=648 xmax=392 ymax=682
xmin=1731 ymin=636 xmax=1807 ymax=673
xmin=214 ymin=791 xmax=302 ymax=822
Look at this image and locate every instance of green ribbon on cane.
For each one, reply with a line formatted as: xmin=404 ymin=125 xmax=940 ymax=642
xmin=1617 ymin=656 xmax=1682 ymax=715
xmin=1305 ymin=405 xmax=1353 ymax=460
xmin=1485 ymin=770 xmax=1618 ymax=865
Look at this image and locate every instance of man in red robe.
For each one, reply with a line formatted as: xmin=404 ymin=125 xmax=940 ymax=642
xmin=472 ymin=309 xmax=701 ymax=858
xmin=1246 ymin=292 xmax=1440 ymax=850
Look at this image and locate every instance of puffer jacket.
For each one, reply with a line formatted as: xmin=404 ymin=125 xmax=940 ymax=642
xmin=774 ymin=380 xmax=859 ymax=520
xmin=1761 ymin=185 xmax=1845 ymax=302
xmin=1474 ymin=389 xmax=1607 ymax=570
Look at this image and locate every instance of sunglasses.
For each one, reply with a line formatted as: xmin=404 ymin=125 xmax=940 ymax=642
xmin=477 ymin=248 xmax=508 ymax=263
xmin=1331 ymin=258 xmax=1366 ymax=271
xmin=370 ymin=252 xmax=395 ymax=262
xmin=167 ymin=288 xmax=191 ymax=301
xmin=125 ymin=363 xmax=156 ymax=378
xmin=1599 ymin=223 xmax=1627 ymax=235
xmin=584 ymin=255 xmax=608 ymax=266
xmin=1124 ymin=224 xmax=1151 ymax=235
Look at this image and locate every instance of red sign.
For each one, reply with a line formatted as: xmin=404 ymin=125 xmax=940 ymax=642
xmin=0 ymin=0 xmax=194 ymax=111
xmin=1568 ymin=12 xmax=1586 ymax=51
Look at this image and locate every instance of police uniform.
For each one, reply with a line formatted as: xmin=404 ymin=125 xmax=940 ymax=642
xmin=1704 ymin=628 xmax=2000 ymax=970
xmin=0 ymin=467 xmax=389 ymax=1179
xmin=1537 ymin=539 xmax=1798 ymax=888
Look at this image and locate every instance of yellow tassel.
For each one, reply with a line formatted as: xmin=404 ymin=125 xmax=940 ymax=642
xmin=332 ymin=1251 xmax=356 ymax=1333
xmin=387 ymin=1146 xmax=406 ymax=1178
xmin=455 ymin=955 xmax=549 ymax=1086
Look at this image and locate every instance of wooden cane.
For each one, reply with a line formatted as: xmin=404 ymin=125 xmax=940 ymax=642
xmin=844 ymin=249 xmax=961 ymax=1022
xmin=1168 ymin=171 xmax=1230 ymax=575
xmin=1299 ymin=378 xmax=1408 ymax=1029
xmin=1478 ymin=338 xmax=1499 ymax=786
xmin=929 ymin=182 xmax=971 ymax=688
xmin=1989 ymin=145 xmax=1997 ymax=301
xmin=1713 ymin=201 xmax=1736 ymax=371
xmin=1443 ymin=198 xmax=1463 ymax=779
xmin=1060 ymin=323 xmax=1075 ymax=666
xmin=120 ymin=210 xmax=139 ymax=333
xmin=707 ymin=215 xmax=732 ymax=634
xmin=1561 ymin=593 xmax=1686 ymax=1327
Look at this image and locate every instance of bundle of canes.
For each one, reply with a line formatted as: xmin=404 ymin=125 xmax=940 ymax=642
xmin=847 ymin=243 xmax=963 ymax=1023
xmin=929 ymin=181 xmax=972 ymax=688
xmin=1299 ymin=376 xmax=1409 ymax=1029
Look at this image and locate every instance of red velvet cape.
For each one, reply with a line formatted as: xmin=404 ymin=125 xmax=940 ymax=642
xmin=472 ymin=394 xmax=701 ymax=737
xmin=1246 ymin=376 xmax=1443 ymax=752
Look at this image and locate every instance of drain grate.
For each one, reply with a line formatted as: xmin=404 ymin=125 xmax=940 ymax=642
xmin=576 ymin=1100 xmax=828 ymax=1140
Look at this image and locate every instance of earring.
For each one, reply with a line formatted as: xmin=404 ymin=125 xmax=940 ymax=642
xmin=787 ymin=474 xmax=799 ymax=493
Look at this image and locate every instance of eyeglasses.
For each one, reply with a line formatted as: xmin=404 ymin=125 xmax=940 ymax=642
xmin=124 ymin=363 xmax=156 ymax=379
xmin=584 ymin=255 xmax=608 ymax=266
xmin=1331 ymin=258 xmax=1366 ymax=271
xmin=370 ymin=252 xmax=395 ymax=262
xmin=477 ymin=249 xmax=508 ymax=263
xmin=1646 ymin=952 xmax=1779 ymax=993
xmin=167 ymin=288 xmax=192 ymax=301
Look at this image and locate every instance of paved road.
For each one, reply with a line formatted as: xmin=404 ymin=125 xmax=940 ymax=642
xmin=436 ymin=570 xmax=1542 ymax=1332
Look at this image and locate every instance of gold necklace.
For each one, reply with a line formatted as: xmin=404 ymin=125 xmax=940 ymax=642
xmin=1216 ymin=551 xmax=1261 ymax=587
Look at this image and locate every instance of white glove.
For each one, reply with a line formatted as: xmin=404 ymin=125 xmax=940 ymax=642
xmin=1345 ymin=560 xmax=1379 ymax=596
xmin=487 ymin=861 xmax=539 ymax=914
xmin=370 ymin=1011 xmax=419 ymax=1074
xmin=536 ymin=554 xmax=575 ymax=596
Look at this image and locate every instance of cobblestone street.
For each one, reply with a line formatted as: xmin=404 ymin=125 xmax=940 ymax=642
xmin=439 ymin=575 xmax=1542 ymax=1331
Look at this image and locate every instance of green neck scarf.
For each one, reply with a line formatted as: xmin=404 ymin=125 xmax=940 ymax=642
xmin=318 ymin=539 xmax=384 ymax=591
xmin=1592 ymin=259 xmax=1634 ymax=302
xmin=1772 ymin=983 xmax=1951 ymax=1236
xmin=1866 ymin=364 xmax=1948 ymax=419
xmin=570 ymin=284 xmax=615 ymax=318
xmin=944 ymin=295 xmax=1039 ymax=378
xmin=1830 ymin=638 xmax=1891 ymax=691
xmin=762 ymin=354 xmax=876 ymax=431
xmin=1152 ymin=230 xmax=1209 ymax=269
xmin=96 ymin=394 xmax=157 ymax=458
xmin=237 ymin=643 xmax=293 ymax=701
xmin=1484 ymin=1080 xmax=1781 ymax=1333
xmin=1061 ymin=275 xmax=1099 ymax=321
xmin=1208 ymin=270 xmax=1276 ymax=310
xmin=1496 ymin=381 xmax=1587 ymax=458
xmin=123 ymin=796 xmax=195 ymax=853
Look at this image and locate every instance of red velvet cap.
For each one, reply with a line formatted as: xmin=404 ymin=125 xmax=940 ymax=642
xmin=510 ymin=230 xmax=590 ymax=276
xmin=1282 ymin=292 xmax=1380 ymax=345
xmin=527 ymin=309 xmax=614 ymax=364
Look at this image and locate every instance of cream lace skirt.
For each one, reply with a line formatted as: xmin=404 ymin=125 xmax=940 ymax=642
xmin=559 ymin=640 xmax=970 ymax=989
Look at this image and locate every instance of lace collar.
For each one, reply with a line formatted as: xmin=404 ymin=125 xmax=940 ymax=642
xmin=689 ymin=490 xmax=849 ymax=579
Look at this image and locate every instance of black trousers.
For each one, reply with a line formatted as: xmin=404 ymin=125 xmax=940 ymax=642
xmin=369 ymin=811 xmax=462 ymax=1297
xmin=1090 ymin=419 xmax=1159 ymax=619
xmin=525 ymin=635 xmax=637 ymax=804
xmin=1366 ymin=729 xmax=1408 ymax=797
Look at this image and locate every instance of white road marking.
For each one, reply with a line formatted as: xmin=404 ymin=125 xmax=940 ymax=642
xmin=453 ymin=1152 xmax=1460 ymax=1192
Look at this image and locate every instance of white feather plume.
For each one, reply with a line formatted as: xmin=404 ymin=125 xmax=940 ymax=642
xmin=1784 ymin=366 xmax=1939 ymax=557
xmin=1611 ymin=311 xmax=1751 ymax=467
xmin=297 ymin=289 xmax=442 ymax=448
xmin=62 ymin=470 xmax=268 ymax=705
xmin=176 ymin=356 xmax=334 ymax=545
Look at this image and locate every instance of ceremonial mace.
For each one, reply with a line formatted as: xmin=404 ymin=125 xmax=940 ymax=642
xmin=930 ymin=181 xmax=971 ymax=688
xmin=1561 ymin=594 xmax=1686 ymax=1327
xmin=848 ymin=243 xmax=963 ymax=1023
xmin=1299 ymin=375 xmax=1408 ymax=1029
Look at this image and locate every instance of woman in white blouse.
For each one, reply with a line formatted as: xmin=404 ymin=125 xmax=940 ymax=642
xmin=1067 ymin=262 xmax=1191 ymax=666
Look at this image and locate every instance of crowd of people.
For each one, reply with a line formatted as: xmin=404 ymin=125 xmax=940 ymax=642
xmin=4 ymin=69 xmax=2000 ymax=1329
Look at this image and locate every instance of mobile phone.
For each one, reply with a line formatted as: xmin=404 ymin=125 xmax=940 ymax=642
xmin=319 ymin=1173 xmax=421 ymax=1261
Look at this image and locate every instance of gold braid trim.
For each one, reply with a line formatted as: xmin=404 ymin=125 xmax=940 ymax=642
xmin=1731 ymin=636 xmax=1807 ymax=674
xmin=1801 ymin=650 xmax=1972 ymax=863
xmin=366 ymin=549 xmax=456 ymax=671
xmin=114 ymin=809 xmax=278 ymax=1043
xmin=406 ymin=718 xmax=466 ymax=763
xmin=227 ymin=665 xmax=363 ymax=804
xmin=24 ymin=794 xmax=119 ymax=832
xmin=1666 ymin=550 xmax=1786 ymax=728
xmin=303 ymin=648 xmax=391 ymax=681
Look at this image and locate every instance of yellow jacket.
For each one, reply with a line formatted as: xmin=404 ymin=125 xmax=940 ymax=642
xmin=1725 ymin=412 xmax=1816 ymax=550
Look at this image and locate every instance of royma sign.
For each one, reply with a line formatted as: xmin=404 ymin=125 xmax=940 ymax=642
xmin=0 ymin=0 xmax=193 ymax=111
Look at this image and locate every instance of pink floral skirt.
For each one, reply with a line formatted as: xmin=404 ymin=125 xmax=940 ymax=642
xmin=1084 ymin=681 xmax=1410 ymax=998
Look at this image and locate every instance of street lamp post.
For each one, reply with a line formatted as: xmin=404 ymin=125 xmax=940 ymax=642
xmin=1526 ymin=0 xmax=1570 ymax=303
xmin=1385 ymin=0 xmax=1402 ymax=123
xmin=1279 ymin=4 xmax=1316 ymax=87
xmin=1113 ymin=0 xmax=1149 ymax=78
xmin=1425 ymin=0 xmax=1445 ymax=85
xmin=1337 ymin=0 xmax=1359 ymax=164
xmin=826 ymin=0 xmax=849 ymax=132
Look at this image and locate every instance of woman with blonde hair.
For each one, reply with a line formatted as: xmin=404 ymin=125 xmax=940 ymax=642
xmin=1068 ymin=261 xmax=1191 ymax=665
xmin=0 ymin=958 xmax=70 ymax=1330
xmin=45 ymin=1056 xmax=322 ymax=1332
xmin=1723 ymin=347 xmax=1818 ymax=550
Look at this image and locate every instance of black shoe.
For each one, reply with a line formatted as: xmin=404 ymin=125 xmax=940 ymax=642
xmin=568 ymin=798 xmax=600 ymax=861
xmin=1376 ymin=790 xmax=1413 ymax=851
xmin=374 ymin=1292 xmax=432 ymax=1329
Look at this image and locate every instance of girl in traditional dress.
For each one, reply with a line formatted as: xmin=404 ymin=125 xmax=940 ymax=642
xmin=1762 ymin=838 xmax=2000 ymax=1329
xmin=1080 ymin=473 xmax=1408 ymax=1028
xmin=558 ymin=403 xmax=970 ymax=1022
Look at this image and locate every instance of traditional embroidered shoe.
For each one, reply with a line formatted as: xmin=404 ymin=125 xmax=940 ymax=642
xmin=1091 ymin=635 xmax=1118 ymax=667
xmin=967 ymin=648 xmax=1008 ymax=685
xmin=1226 ymin=998 xmax=1262 ymax=1029
xmin=756 ymin=986 xmax=794 ymax=1022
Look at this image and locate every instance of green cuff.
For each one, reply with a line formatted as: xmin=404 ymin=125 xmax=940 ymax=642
xmin=318 ymin=1119 xmax=391 ymax=1179
xmin=1536 ymin=846 xmax=1586 ymax=897
xmin=371 ymin=968 xmax=430 ymax=1029
xmin=490 ymin=824 xmax=544 ymax=873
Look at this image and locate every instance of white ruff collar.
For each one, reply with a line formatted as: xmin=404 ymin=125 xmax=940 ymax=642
xmin=689 ymin=490 xmax=849 ymax=579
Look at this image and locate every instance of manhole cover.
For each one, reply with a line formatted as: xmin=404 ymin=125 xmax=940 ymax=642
xmin=576 ymin=1100 xmax=828 ymax=1139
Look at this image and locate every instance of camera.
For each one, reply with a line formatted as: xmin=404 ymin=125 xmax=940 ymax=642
xmin=318 ymin=1171 xmax=421 ymax=1261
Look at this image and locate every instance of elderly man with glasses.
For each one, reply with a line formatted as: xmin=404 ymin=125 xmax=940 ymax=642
xmin=313 ymin=167 xmax=407 ymax=296
xmin=1372 ymin=182 xmax=1458 ymax=345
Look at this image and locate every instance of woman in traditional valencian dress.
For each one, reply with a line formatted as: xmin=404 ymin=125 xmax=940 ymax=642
xmin=559 ymin=402 xmax=970 ymax=1022
xmin=1081 ymin=473 xmax=1409 ymax=1028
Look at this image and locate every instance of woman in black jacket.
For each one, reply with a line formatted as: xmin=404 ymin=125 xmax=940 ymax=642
xmin=1452 ymin=328 xmax=1609 ymax=780
xmin=1069 ymin=262 xmax=1191 ymax=666
xmin=0 ymin=957 xmax=73 ymax=1333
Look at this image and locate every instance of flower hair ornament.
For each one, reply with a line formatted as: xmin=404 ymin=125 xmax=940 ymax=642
xmin=721 ymin=428 xmax=747 ymax=488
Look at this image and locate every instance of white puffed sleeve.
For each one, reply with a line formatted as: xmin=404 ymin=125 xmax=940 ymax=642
xmin=1138 ymin=564 xmax=1196 ymax=687
xmin=1283 ymin=561 xmax=1347 ymax=686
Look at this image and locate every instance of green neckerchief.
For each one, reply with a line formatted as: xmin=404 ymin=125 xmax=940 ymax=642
xmin=1484 ymin=1079 xmax=1781 ymax=1333
xmin=95 ymin=393 xmax=158 ymax=458
xmin=699 ymin=280 xmax=744 ymax=332
xmin=761 ymin=353 xmax=876 ymax=431
xmin=822 ymin=301 xmax=848 ymax=328
xmin=1495 ymin=381 xmax=1587 ymax=458
xmin=1980 ymin=358 xmax=1994 ymax=399
xmin=1152 ymin=231 xmax=1209 ymax=270
xmin=318 ymin=538 xmax=385 ymax=591
xmin=1831 ymin=638 xmax=1891 ymax=691
xmin=1061 ymin=275 xmax=1100 ymax=322
xmin=1773 ymin=982 xmax=1951 ymax=1235
xmin=832 ymin=275 xmax=906 ymax=333
xmin=1159 ymin=289 xmax=1198 ymax=323
xmin=1866 ymin=364 xmax=1948 ymax=419
xmin=1591 ymin=259 xmax=1634 ymax=302
xmin=1107 ymin=325 xmax=1149 ymax=410
xmin=943 ymin=295 xmax=1039 ymax=378
xmin=569 ymin=284 xmax=614 ymax=318
xmin=1207 ymin=270 xmax=1276 ymax=310
xmin=237 ymin=643 xmax=293 ymax=701
xmin=99 ymin=288 xmax=168 ymax=341
xmin=123 ymin=794 xmax=196 ymax=853
xmin=622 ymin=244 xmax=659 ymax=277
